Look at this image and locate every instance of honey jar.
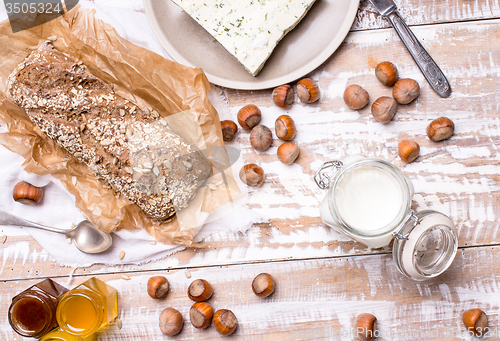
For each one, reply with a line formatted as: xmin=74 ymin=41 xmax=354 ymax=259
xmin=316 ymin=155 xmax=458 ymax=281
xmin=8 ymin=278 xmax=68 ymax=338
xmin=56 ymin=277 xmax=118 ymax=338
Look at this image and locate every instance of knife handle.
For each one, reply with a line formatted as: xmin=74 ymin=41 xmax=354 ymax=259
xmin=387 ymin=11 xmax=451 ymax=98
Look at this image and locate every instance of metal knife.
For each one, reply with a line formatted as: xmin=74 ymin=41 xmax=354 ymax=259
xmin=369 ymin=0 xmax=451 ymax=97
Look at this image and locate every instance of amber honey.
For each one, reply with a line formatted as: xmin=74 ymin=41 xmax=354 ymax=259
xmin=59 ymin=294 xmax=100 ymax=333
xmin=8 ymin=279 xmax=68 ymax=338
xmin=56 ymin=277 xmax=118 ymax=337
xmin=10 ymin=295 xmax=49 ymax=334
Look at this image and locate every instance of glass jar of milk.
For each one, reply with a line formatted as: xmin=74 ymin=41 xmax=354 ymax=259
xmin=316 ymin=155 xmax=458 ymax=281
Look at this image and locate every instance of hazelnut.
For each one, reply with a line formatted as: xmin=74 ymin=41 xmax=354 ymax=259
xmin=355 ymin=313 xmax=377 ymax=341
xmin=371 ymin=96 xmax=397 ymax=123
xmin=237 ymin=104 xmax=261 ymax=129
xmin=190 ymin=302 xmax=214 ymax=329
xmin=275 ymin=115 xmax=296 ymax=141
xmin=250 ymin=125 xmax=273 ymax=151
xmin=213 ymin=309 xmax=238 ymax=336
xmin=147 ymin=276 xmax=169 ymax=299
xmin=463 ymin=308 xmax=488 ymax=336
xmin=13 ymin=181 xmax=43 ymax=205
xmin=398 ymin=140 xmax=420 ymax=163
xmin=426 ymin=117 xmax=454 ymax=141
xmin=375 ymin=61 xmax=399 ymax=86
xmin=159 ymin=308 xmax=183 ymax=336
xmin=277 ymin=142 xmax=300 ymax=165
xmin=239 ymin=164 xmax=265 ymax=187
xmin=392 ymin=78 xmax=420 ymax=104
xmin=252 ymin=273 xmax=275 ymax=297
xmin=296 ymin=78 xmax=320 ymax=103
xmin=188 ymin=279 xmax=213 ymax=302
xmin=221 ymin=120 xmax=238 ymax=142
xmin=272 ymin=84 xmax=294 ymax=109
xmin=343 ymin=84 xmax=370 ymax=110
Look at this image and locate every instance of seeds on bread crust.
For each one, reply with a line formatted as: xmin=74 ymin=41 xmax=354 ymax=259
xmin=8 ymin=42 xmax=211 ymax=221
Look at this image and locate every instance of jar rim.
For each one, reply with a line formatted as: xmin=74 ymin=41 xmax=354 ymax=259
xmin=328 ymin=158 xmax=412 ymax=239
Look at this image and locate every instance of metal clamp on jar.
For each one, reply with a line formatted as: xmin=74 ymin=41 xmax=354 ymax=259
xmin=315 ymin=155 xmax=458 ymax=281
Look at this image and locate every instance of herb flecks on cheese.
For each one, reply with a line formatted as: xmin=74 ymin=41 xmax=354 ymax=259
xmin=171 ymin=0 xmax=317 ymax=76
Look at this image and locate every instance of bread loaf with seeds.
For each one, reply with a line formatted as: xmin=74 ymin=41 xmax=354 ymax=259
xmin=7 ymin=41 xmax=211 ymax=221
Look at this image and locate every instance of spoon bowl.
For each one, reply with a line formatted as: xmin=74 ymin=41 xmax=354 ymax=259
xmin=0 ymin=210 xmax=112 ymax=254
xmin=67 ymin=220 xmax=113 ymax=254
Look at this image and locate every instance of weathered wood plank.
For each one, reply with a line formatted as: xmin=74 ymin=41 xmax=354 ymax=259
xmin=130 ymin=0 xmax=500 ymax=30
xmin=1 ymin=245 xmax=500 ymax=340
xmin=224 ymin=19 xmax=500 ymax=247
xmin=0 ymin=222 xmax=383 ymax=282
xmin=355 ymin=0 xmax=500 ymax=30
xmin=1 ymin=19 xmax=500 ymax=281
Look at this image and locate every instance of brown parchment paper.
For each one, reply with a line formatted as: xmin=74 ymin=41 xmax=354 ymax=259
xmin=0 ymin=7 xmax=241 ymax=246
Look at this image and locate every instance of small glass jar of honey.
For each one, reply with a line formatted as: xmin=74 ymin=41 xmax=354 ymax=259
xmin=8 ymin=278 xmax=68 ymax=338
xmin=56 ymin=277 xmax=118 ymax=338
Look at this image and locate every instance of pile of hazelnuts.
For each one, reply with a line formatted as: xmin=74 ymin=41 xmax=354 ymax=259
xmin=354 ymin=308 xmax=489 ymax=340
xmin=148 ymin=272 xmax=276 ymax=337
xmin=221 ymin=78 xmax=320 ymax=187
xmin=343 ymin=61 xmax=455 ymax=163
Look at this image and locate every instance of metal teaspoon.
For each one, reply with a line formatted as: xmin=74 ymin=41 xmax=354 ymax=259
xmin=368 ymin=0 xmax=452 ymax=97
xmin=0 ymin=210 xmax=112 ymax=254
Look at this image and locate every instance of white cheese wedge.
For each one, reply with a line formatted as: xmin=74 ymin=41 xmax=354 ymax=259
xmin=171 ymin=0 xmax=317 ymax=76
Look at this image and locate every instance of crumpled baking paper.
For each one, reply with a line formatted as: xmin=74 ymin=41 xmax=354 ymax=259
xmin=0 ymin=6 xmax=240 ymax=246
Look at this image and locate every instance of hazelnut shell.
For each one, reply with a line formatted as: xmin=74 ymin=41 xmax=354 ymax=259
xmin=343 ymin=84 xmax=369 ymax=110
xmin=252 ymin=273 xmax=275 ymax=297
xmin=371 ymin=96 xmax=397 ymax=123
xmin=275 ymin=115 xmax=297 ymax=141
xmin=13 ymin=181 xmax=43 ymax=205
xmin=188 ymin=279 xmax=214 ymax=302
xmin=159 ymin=307 xmax=183 ymax=336
xmin=147 ymin=276 xmax=169 ymax=299
xmin=355 ymin=313 xmax=377 ymax=341
xmin=277 ymin=142 xmax=300 ymax=165
xmin=392 ymin=78 xmax=420 ymax=104
xmin=426 ymin=117 xmax=455 ymax=141
xmin=239 ymin=164 xmax=265 ymax=187
xmin=250 ymin=125 xmax=273 ymax=151
xmin=296 ymin=78 xmax=320 ymax=103
xmin=375 ymin=61 xmax=399 ymax=86
xmin=190 ymin=302 xmax=214 ymax=329
xmin=213 ymin=309 xmax=238 ymax=336
xmin=237 ymin=104 xmax=261 ymax=129
xmin=463 ymin=309 xmax=488 ymax=336
xmin=221 ymin=120 xmax=238 ymax=142
xmin=398 ymin=140 xmax=420 ymax=163
xmin=272 ymin=84 xmax=294 ymax=108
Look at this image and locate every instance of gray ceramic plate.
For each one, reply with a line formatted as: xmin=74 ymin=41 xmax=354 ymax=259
xmin=144 ymin=0 xmax=360 ymax=90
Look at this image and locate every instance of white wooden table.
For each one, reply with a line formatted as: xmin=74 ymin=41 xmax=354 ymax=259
xmin=2 ymin=0 xmax=500 ymax=339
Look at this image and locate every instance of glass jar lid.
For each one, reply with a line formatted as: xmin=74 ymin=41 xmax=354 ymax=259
xmin=392 ymin=210 xmax=458 ymax=281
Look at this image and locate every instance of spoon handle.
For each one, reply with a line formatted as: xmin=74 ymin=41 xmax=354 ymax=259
xmin=387 ymin=11 xmax=452 ymax=97
xmin=0 ymin=210 xmax=72 ymax=234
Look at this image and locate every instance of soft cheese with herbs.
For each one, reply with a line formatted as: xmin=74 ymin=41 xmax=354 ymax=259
xmin=171 ymin=0 xmax=317 ymax=76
